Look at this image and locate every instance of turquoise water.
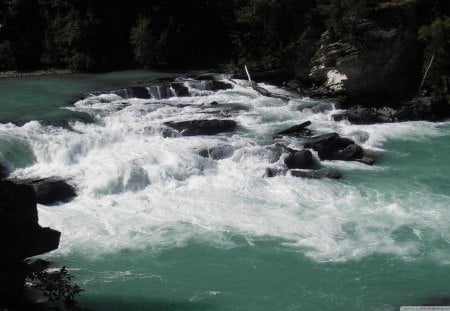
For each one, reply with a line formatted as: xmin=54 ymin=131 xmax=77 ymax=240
xmin=1 ymin=72 xmax=450 ymax=310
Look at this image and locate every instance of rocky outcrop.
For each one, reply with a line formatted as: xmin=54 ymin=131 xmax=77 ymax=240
xmin=165 ymin=119 xmax=237 ymax=136
xmin=11 ymin=178 xmax=77 ymax=205
xmin=276 ymin=121 xmax=313 ymax=137
xmin=0 ymin=180 xmax=60 ymax=307
xmin=333 ymin=96 xmax=450 ymax=123
xmin=307 ymin=0 xmax=422 ymax=106
xmin=303 ymin=132 xmax=377 ymax=163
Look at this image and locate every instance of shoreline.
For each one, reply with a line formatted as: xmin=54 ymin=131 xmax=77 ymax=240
xmin=0 ymin=68 xmax=73 ymax=80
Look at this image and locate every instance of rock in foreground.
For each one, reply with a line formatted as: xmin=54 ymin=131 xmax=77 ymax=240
xmin=165 ymin=119 xmax=237 ymax=136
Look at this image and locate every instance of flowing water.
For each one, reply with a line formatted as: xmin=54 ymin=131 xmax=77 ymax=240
xmin=1 ymin=71 xmax=450 ymax=310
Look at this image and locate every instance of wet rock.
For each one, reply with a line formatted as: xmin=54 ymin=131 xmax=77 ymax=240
xmin=304 ymin=133 xmax=353 ymax=151
xmin=198 ymin=145 xmax=234 ymax=160
xmin=396 ymin=96 xmax=450 ymax=121
xmin=165 ymin=119 xmax=237 ymax=136
xmin=344 ymin=106 xmax=397 ymax=124
xmin=264 ymin=167 xmax=287 ymax=178
xmin=284 ymin=150 xmax=314 ymax=169
xmin=170 ymin=82 xmax=190 ymax=97
xmin=11 ymin=178 xmax=76 ymax=205
xmin=290 ymin=168 xmax=342 ymax=180
xmin=333 ymin=144 xmax=364 ymax=161
xmin=277 ymin=121 xmax=312 ymax=136
xmin=232 ymin=70 xmax=296 ymax=86
xmin=127 ymin=86 xmax=152 ymax=99
xmin=209 ymin=81 xmax=233 ymax=91
xmin=304 ymin=133 xmax=367 ymax=161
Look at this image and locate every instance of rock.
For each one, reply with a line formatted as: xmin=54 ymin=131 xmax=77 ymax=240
xmin=396 ymin=96 xmax=450 ymax=121
xmin=165 ymin=119 xmax=237 ymax=136
xmin=264 ymin=168 xmax=286 ymax=178
xmin=304 ymin=133 xmax=353 ymax=150
xmin=232 ymin=70 xmax=296 ymax=86
xmin=277 ymin=121 xmax=312 ymax=136
xmin=304 ymin=133 xmax=365 ymax=161
xmin=209 ymin=81 xmax=233 ymax=91
xmin=284 ymin=150 xmax=314 ymax=169
xmin=0 ymin=162 xmax=10 ymax=179
xmin=344 ymin=106 xmax=397 ymax=124
xmin=333 ymin=144 xmax=364 ymax=161
xmin=290 ymin=168 xmax=342 ymax=180
xmin=170 ymin=82 xmax=190 ymax=97
xmin=127 ymin=86 xmax=151 ymax=99
xmin=11 ymin=178 xmax=76 ymax=205
xmin=198 ymin=145 xmax=234 ymax=160
xmin=0 ymin=180 xmax=61 ymax=303
xmin=307 ymin=1 xmax=422 ymax=106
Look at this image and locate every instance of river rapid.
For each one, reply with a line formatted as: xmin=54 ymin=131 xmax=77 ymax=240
xmin=1 ymin=71 xmax=449 ymax=310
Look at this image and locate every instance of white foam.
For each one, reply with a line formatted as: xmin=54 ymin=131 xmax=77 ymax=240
xmin=2 ymin=80 xmax=449 ymax=263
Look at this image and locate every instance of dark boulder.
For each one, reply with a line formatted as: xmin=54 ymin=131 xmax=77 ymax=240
xmin=277 ymin=121 xmax=312 ymax=137
xmin=284 ymin=150 xmax=314 ymax=169
xmin=332 ymin=144 xmax=364 ymax=161
xmin=170 ymin=82 xmax=190 ymax=97
xmin=0 ymin=180 xmax=61 ymax=303
xmin=208 ymin=81 xmax=233 ymax=91
xmin=165 ymin=119 xmax=237 ymax=136
xmin=127 ymin=86 xmax=151 ymax=99
xmin=11 ymin=178 xmax=76 ymax=205
xmin=291 ymin=168 xmax=342 ymax=180
xmin=198 ymin=145 xmax=234 ymax=160
xmin=304 ymin=133 xmax=367 ymax=162
xmin=304 ymin=133 xmax=353 ymax=151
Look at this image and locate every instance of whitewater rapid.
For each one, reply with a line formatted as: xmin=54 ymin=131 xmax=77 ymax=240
xmin=1 ymin=76 xmax=449 ymax=262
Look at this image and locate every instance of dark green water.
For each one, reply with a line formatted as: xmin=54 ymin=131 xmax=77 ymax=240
xmin=1 ymin=71 xmax=450 ymax=310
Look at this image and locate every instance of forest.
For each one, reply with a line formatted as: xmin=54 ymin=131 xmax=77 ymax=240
xmin=0 ymin=0 xmax=449 ymax=94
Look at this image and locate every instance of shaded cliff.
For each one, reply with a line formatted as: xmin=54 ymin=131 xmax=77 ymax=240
xmin=308 ymin=0 xmax=422 ymax=106
xmin=0 ymin=180 xmax=60 ymax=308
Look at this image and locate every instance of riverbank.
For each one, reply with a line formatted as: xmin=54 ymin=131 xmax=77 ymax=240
xmin=0 ymin=69 xmax=73 ymax=80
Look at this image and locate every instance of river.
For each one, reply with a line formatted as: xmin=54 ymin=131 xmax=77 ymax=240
xmin=1 ymin=70 xmax=450 ymax=310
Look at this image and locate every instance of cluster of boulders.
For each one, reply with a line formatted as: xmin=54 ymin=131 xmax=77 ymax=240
xmin=266 ymin=121 xmax=379 ymax=180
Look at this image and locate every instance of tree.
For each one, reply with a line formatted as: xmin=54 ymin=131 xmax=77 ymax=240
xmin=418 ymin=16 xmax=450 ymax=95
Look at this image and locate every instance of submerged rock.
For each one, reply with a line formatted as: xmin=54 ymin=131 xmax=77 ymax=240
xmin=165 ymin=119 xmax=237 ymax=136
xmin=290 ymin=168 xmax=342 ymax=180
xmin=198 ymin=145 xmax=234 ymax=160
xmin=277 ymin=121 xmax=312 ymax=137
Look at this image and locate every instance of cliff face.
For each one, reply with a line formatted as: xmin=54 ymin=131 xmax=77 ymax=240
xmin=0 ymin=180 xmax=60 ymax=307
xmin=308 ymin=0 xmax=422 ymax=106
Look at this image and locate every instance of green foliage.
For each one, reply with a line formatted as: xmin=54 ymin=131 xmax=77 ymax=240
xmin=318 ymin=0 xmax=375 ymax=34
xmin=418 ymin=16 xmax=450 ymax=95
xmin=233 ymin=0 xmax=320 ymax=70
xmin=130 ymin=17 xmax=160 ymax=69
xmin=29 ymin=266 xmax=84 ymax=310
xmin=0 ymin=40 xmax=15 ymax=70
